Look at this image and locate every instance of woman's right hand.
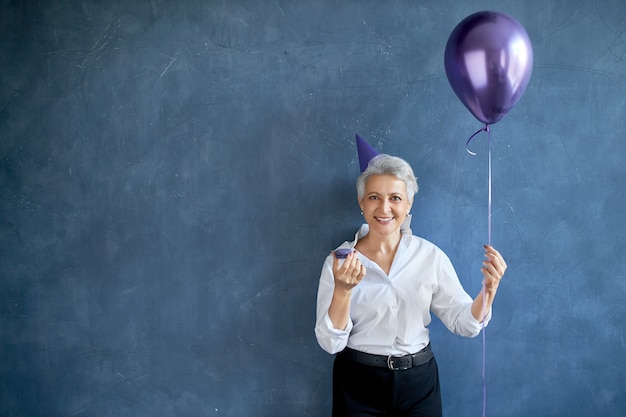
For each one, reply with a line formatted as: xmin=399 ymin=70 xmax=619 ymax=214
xmin=332 ymin=251 xmax=366 ymax=292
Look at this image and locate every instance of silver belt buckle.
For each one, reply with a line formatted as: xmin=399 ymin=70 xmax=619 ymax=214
xmin=387 ymin=354 xmax=410 ymax=371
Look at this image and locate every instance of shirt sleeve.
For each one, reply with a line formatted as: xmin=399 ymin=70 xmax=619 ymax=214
xmin=430 ymin=250 xmax=490 ymax=338
xmin=314 ymin=255 xmax=353 ymax=354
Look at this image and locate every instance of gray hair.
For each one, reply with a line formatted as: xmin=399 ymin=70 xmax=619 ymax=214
xmin=356 ymin=154 xmax=419 ymax=201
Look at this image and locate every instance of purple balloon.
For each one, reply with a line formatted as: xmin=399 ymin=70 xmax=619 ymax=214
xmin=444 ymin=11 xmax=533 ymax=125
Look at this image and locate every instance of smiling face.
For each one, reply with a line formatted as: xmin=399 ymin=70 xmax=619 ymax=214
xmin=359 ymin=174 xmax=413 ymax=238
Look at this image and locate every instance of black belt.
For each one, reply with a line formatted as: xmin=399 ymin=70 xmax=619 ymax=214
xmin=338 ymin=344 xmax=433 ymax=371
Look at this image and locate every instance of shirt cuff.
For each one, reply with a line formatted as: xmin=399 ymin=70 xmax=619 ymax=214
xmin=315 ymin=314 xmax=353 ymax=354
xmin=471 ymin=304 xmax=492 ymax=330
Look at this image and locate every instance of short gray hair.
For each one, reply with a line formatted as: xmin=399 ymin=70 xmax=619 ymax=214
xmin=356 ymin=154 xmax=418 ymax=201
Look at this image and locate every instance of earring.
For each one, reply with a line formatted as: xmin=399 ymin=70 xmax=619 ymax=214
xmin=360 ymin=211 xmax=363 ymax=215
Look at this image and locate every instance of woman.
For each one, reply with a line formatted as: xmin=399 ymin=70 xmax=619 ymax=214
xmin=315 ymin=154 xmax=507 ymax=416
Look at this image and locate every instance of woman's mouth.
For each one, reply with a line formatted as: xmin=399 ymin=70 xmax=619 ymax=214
xmin=374 ymin=216 xmax=394 ymax=224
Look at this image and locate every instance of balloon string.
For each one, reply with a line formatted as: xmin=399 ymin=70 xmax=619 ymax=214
xmin=483 ymin=126 xmax=492 ymax=417
xmin=465 ymin=123 xmax=492 ymax=245
xmin=487 ymin=125 xmax=492 ymax=247
xmin=465 ymin=124 xmax=489 ymax=156
xmin=466 ymin=123 xmax=491 ymax=417
xmin=482 ymin=284 xmax=487 ymax=417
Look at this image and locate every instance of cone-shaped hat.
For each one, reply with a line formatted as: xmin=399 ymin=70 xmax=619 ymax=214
xmin=356 ymin=134 xmax=380 ymax=172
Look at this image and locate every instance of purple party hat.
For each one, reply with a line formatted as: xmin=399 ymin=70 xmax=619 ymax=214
xmin=356 ymin=134 xmax=380 ymax=172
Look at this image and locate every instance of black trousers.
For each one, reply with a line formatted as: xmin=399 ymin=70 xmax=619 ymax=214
xmin=332 ymin=351 xmax=442 ymax=417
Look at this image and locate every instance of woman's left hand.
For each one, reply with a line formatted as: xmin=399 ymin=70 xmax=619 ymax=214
xmin=481 ymin=245 xmax=507 ymax=292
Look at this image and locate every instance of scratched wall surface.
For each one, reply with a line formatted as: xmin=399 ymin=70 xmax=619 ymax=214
xmin=1 ymin=0 xmax=625 ymax=416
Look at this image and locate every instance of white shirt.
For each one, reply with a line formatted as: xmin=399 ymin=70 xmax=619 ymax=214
xmin=315 ymin=216 xmax=489 ymax=356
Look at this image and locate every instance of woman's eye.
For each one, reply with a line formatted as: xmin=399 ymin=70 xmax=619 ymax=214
xmin=391 ymin=196 xmax=401 ymax=201
xmin=369 ymin=196 xmax=378 ymax=200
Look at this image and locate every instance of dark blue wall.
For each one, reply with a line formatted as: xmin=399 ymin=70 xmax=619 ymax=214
xmin=2 ymin=1 xmax=625 ymax=416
